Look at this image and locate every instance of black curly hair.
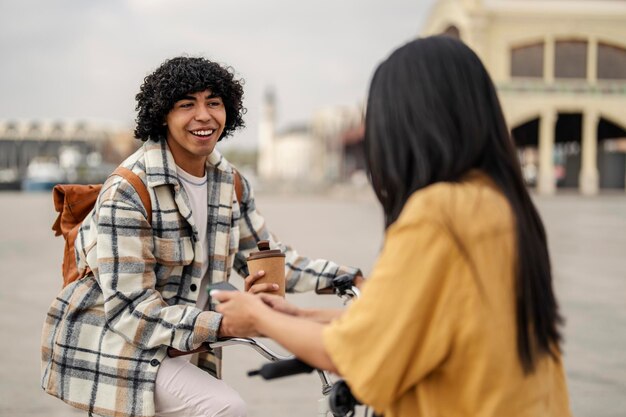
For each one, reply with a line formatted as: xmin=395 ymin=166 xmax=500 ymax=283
xmin=134 ymin=56 xmax=246 ymax=142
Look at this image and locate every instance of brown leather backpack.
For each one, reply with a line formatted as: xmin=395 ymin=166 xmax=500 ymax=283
xmin=52 ymin=167 xmax=152 ymax=287
xmin=52 ymin=167 xmax=243 ymax=288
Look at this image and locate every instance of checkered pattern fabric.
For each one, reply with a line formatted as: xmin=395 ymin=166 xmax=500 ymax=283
xmin=41 ymin=139 xmax=360 ymax=417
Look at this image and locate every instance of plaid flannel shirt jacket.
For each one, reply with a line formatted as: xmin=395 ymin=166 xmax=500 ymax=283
xmin=41 ymin=139 xmax=359 ymax=417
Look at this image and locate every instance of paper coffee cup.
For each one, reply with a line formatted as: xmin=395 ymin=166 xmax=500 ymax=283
xmin=247 ymin=240 xmax=286 ymax=296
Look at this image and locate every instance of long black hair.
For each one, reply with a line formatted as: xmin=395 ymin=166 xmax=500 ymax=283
xmin=364 ymin=36 xmax=562 ymax=373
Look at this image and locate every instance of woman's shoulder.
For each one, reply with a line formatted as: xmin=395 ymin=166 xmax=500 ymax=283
xmin=398 ymin=170 xmax=514 ymax=237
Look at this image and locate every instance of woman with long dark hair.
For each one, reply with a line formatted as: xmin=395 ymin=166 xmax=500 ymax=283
xmin=213 ymin=36 xmax=572 ymax=417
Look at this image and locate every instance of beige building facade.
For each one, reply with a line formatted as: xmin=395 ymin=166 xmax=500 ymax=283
xmin=422 ymin=0 xmax=626 ymax=194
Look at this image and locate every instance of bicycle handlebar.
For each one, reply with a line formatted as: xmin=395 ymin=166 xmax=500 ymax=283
xmin=168 ymin=337 xmax=293 ymax=361
xmin=168 ymin=275 xmax=359 ymax=359
xmin=166 ymin=276 xmax=363 ymax=416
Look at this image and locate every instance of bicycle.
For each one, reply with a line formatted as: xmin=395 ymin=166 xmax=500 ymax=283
xmin=168 ymin=274 xmax=369 ymax=416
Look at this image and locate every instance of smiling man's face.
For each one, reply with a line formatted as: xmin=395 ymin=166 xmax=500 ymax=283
xmin=165 ymin=89 xmax=226 ymax=176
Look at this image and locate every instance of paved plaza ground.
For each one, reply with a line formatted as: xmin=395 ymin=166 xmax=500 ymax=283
xmin=0 ymin=188 xmax=624 ymax=416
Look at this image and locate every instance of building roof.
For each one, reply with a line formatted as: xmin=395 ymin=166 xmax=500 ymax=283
xmin=277 ymin=123 xmax=311 ymax=138
xmin=0 ymin=119 xmax=122 ymax=141
xmin=482 ymin=0 xmax=626 ymax=16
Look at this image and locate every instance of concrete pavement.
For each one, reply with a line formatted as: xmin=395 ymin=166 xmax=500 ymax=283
xmin=0 ymin=189 xmax=624 ymax=416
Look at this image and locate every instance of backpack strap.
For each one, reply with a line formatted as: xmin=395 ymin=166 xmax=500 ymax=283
xmin=232 ymin=167 xmax=244 ymax=204
xmin=112 ymin=166 xmax=152 ymax=225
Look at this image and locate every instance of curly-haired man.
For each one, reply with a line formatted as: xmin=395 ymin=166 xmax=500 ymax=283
xmin=41 ymin=56 xmax=362 ymax=417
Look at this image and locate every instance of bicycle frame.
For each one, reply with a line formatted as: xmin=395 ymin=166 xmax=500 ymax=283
xmin=208 ymin=338 xmax=337 ymax=416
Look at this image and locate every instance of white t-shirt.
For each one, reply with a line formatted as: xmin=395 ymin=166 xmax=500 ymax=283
xmin=176 ymin=166 xmax=210 ymax=308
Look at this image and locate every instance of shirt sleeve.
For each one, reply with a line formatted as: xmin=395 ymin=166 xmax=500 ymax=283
xmin=233 ymin=175 xmax=361 ymax=292
xmin=90 ymin=178 xmax=220 ymax=352
xmin=323 ymin=218 xmax=469 ymax=412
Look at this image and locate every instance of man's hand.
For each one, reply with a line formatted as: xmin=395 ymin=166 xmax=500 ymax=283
xmin=244 ymin=270 xmax=281 ymax=294
xmin=353 ymin=274 xmax=366 ymax=289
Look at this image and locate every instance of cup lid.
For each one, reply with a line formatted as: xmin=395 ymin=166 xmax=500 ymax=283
xmin=247 ymin=250 xmax=285 ymax=261
xmin=247 ymin=240 xmax=286 ymax=261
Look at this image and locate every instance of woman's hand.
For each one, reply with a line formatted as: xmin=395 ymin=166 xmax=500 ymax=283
xmin=259 ymin=293 xmax=301 ymax=316
xmin=244 ymin=270 xmax=280 ymax=294
xmin=214 ymin=291 xmax=266 ymax=337
xmin=215 ymin=291 xmax=339 ymax=374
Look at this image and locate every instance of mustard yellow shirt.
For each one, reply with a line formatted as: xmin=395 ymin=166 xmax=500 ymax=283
xmin=323 ymin=171 xmax=571 ymax=417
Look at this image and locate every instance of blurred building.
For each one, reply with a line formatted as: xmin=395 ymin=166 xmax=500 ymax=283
xmin=0 ymin=119 xmax=134 ymax=189
xmin=422 ymin=0 xmax=626 ymax=194
xmin=257 ymin=88 xmax=363 ymax=185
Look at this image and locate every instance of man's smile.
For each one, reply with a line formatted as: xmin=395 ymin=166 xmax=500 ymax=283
xmin=189 ymin=129 xmax=216 ymax=138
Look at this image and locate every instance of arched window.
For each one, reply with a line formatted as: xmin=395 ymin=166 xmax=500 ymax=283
xmin=597 ymin=42 xmax=626 ymax=80
xmin=511 ymin=42 xmax=544 ymax=78
xmin=554 ymin=40 xmax=587 ymax=79
xmin=51 ymin=121 xmax=65 ymax=138
xmin=442 ymin=25 xmax=460 ymax=39
xmin=28 ymin=122 xmax=41 ymax=134
xmin=5 ymin=121 xmax=19 ymax=135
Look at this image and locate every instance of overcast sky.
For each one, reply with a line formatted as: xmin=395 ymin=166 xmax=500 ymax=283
xmin=0 ymin=0 xmax=436 ymax=149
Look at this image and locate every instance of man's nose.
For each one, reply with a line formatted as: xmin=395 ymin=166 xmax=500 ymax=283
xmin=194 ymin=105 xmax=212 ymax=122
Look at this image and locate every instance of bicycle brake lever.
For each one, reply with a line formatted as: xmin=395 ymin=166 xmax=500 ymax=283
xmin=248 ymin=358 xmax=314 ymax=380
xmin=331 ymin=274 xmax=354 ymax=295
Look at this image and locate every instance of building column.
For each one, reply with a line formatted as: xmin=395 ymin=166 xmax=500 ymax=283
xmin=467 ymin=13 xmax=488 ymax=64
xmin=587 ymin=37 xmax=597 ymax=85
xmin=258 ymin=89 xmax=276 ymax=180
xmin=579 ymin=110 xmax=600 ymax=195
xmin=544 ymin=35 xmax=555 ymax=85
xmin=538 ymin=109 xmax=556 ymax=195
